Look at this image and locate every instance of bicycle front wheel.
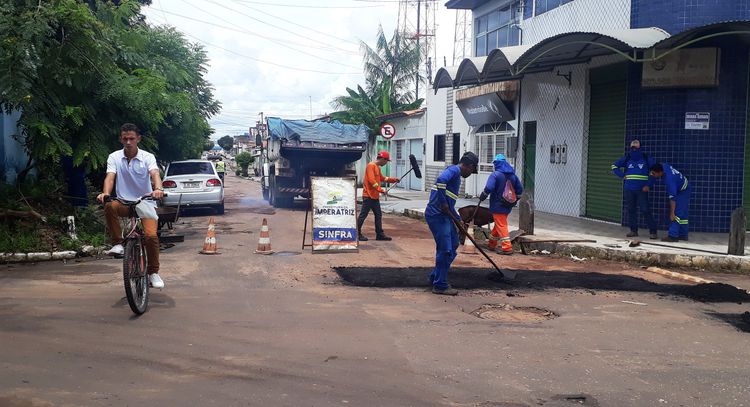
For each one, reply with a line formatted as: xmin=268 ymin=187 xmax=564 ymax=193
xmin=123 ymin=238 xmax=149 ymax=314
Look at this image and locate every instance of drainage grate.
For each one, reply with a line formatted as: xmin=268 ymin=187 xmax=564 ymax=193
xmin=469 ymin=304 xmax=558 ymax=323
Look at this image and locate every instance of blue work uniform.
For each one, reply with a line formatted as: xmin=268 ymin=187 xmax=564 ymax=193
xmin=612 ymin=150 xmax=657 ymax=234
xmin=661 ymin=163 xmax=691 ymax=238
xmin=425 ymin=165 xmax=462 ymax=290
xmin=484 ymin=159 xmax=524 ymax=215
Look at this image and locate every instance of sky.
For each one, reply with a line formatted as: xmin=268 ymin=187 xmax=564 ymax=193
xmin=141 ymin=0 xmax=458 ymax=139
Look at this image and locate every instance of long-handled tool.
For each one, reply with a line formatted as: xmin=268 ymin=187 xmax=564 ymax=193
xmin=450 ymin=215 xmax=516 ymax=280
xmin=384 ymin=154 xmax=422 ymax=195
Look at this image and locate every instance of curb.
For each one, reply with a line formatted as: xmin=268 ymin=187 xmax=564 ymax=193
xmin=0 ymin=245 xmax=109 ymax=264
xmin=393 ymin=207 xmax=750 ymax=274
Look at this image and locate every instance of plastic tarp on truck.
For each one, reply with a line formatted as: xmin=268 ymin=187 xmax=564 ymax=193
xmin=267 ymin=117 xmax=369 ymax=144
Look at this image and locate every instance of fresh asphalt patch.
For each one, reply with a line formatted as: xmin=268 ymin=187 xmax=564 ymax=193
xmin=333 ymin=267 xmax=750 ymax=304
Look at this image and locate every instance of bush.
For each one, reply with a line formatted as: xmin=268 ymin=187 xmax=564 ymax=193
xmin=234 ymin=152 xmax=254 ymax=175
xmin=235 ymin=168 xmax=241 ymax=176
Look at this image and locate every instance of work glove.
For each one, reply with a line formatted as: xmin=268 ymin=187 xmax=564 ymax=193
xmin=478 ymin=191 xmax=489 ymax=202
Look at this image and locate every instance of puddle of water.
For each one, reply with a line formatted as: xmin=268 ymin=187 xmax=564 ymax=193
xmin=469 ymin=303 xmax=558 ymax=323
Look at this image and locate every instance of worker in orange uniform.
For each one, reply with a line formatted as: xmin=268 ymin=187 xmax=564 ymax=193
xmin=357 ymin=151 xmax=400 ymax=241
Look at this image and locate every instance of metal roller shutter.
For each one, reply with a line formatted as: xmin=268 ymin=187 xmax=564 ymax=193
xmin=585 ymin=64 xmax=627 ymax=222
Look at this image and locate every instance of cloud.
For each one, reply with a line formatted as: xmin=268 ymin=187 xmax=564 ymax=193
xmin=143 ymin=0 xmax=459 ymax=138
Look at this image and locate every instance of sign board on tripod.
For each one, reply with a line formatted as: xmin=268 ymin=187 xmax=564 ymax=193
xmin=310 ymin=177 xmax=358 ymax=252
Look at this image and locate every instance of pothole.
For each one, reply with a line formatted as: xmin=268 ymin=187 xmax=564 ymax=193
xmin=469 ymin=303 xmax=558 ymax=323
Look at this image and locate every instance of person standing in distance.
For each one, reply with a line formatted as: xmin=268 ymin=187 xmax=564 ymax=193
xmin=425 ymin=152 xmax=479 ymax=296
xmin=612 ymin=140 xmax=658 ymax=239
xmin=215 ymin=157 xmax=226 ymax=182
xmin=97 ymin=123 xmax=165 ymax=289
xmin=357 ymin=151 xmax=400 ymax=241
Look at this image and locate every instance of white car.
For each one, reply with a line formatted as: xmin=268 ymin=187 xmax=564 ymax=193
xmin=162 ymin=160 xmax=225 ymax=214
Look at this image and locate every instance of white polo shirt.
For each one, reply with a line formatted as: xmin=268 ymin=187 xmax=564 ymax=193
xmin=106 ymin=148 xmax=159 ymax=202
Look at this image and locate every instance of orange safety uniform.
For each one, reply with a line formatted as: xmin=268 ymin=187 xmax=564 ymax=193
xmin=363 ymin=162 xmax=399 ymax=200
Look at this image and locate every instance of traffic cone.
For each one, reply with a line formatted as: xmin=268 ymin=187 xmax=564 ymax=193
xmin=199 ymin=217 xmax=220 ymax=255
xmin=460 ymin=225 xmax=477 ymax=254
xmin=255 ymin=218 xmax=274 ymax=255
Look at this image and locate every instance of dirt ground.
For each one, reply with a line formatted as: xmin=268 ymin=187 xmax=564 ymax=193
xmin=1 ymin=173 xmax=749 ymax=406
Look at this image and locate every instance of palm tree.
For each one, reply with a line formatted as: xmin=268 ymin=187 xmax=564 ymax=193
xmin=360 ymin=25 xmax=423 ymax=105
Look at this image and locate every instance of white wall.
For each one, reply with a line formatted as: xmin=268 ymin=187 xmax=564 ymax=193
xmin=425 ymin=88 xmax=448 ymax=167
xmin=521 ymin=0 xmax=631 ymax=44
xmin=519 ymin=63 xmax=589 ymax=217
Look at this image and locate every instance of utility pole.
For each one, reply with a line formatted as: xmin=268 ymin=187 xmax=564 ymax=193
xmin=416 ymin=0 xmax=421 ymax=99
xmin=309 ymin=96 xmax=313 ymax=120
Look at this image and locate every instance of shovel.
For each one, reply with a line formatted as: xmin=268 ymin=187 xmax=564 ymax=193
xmin=450 ymin=215 xmax=516 ymax=280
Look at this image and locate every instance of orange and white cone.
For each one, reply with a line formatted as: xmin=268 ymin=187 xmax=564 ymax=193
xmin=255 ymin=218 xmax=274 ymax=255
xmin=460 ymin=225 xmax=477 ymax=254
xmin=199 ymin=217 xmax=219 ymax=255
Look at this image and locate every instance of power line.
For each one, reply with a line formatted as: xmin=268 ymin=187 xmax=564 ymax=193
xmin=205 ymin=0 xmax=361 ymax=53
xmin=172 ymin=27 xmax=362 ymax=75
xmin=233 ymin=0 xmax=384 ymax=8
xmin=225 ymin=0 xmax=359 ymax=46
xmin=158 ymin=4 xmax=361 ymax=68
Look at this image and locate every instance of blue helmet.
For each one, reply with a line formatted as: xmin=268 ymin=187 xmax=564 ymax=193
xmin=494 ymin=154 xmax=506 ymax=162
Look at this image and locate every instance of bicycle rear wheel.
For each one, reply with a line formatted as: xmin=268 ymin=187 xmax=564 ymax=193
xmin=123 ymin=238 xmax=149 ymax=314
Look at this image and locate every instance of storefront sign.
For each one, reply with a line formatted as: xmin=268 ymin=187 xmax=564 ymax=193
xmin=642 ymin=48 xmax=719 ymax=88
xmin=685 ymin=112 xmax=710 ymax=130
xmin=456 ymin=93 xmax=514 ymax=127
xmin=311 ymin=177 xmax=358 ymax=252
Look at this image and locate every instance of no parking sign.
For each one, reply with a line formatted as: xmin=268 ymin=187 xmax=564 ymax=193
xmin=379 ymin=122 xmax=396 ymax=139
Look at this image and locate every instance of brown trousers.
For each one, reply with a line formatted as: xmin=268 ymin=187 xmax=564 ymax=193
xmin=104 ymin=201 xmax=160 ymax=274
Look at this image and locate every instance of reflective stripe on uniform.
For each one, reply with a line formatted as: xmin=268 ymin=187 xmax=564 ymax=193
xmin=435 ymin=183 xmax=447 ymax=189
xmin=624 ymin=175 xmax=649 ymax=180
xmin=372 ymin=182 xmax=380 ymax=187
xmin=681 ymin=178 xmax=689 ymax=191
xmin=610 ymin=165 xmax=618 ymax=169
xmin=500 ymin=237 xmax=511 ymax=241
xmin=674 ymin=216 xmax=689 ymax=225
xmin=445 ymin=190 xmax=459 ymax=200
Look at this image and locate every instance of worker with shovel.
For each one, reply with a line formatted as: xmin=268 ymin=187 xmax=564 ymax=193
xmin=478 ymin=154 xmax=523 ymax=255
xmin=425 ymin=152 xmax=479 ymax=296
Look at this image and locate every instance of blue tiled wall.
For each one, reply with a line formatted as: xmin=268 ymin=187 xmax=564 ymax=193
xmin=623 ymin=40 xmax=749 ymax=233
xmin=631 ymin=0 xmax=750 ymax=33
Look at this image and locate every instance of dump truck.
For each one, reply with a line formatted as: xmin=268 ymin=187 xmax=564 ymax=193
xmin=259 ymin=117 xmax=369 ymax=208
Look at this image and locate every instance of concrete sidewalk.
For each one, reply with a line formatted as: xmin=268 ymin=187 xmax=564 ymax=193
xmin=378 ymin=188 xmax=750 ymax=273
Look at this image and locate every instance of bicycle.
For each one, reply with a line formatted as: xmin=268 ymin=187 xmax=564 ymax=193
xmin=104 ymin=194 xmax=163 ymax=315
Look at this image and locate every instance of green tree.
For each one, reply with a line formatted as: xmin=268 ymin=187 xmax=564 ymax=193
xmin=203 ymin=139 xmax=215 ymax=151
xmin=0 ymin=0 xmax=220 ymax=183
xmin=234 ymin=152 xmax=254 ymax=177
xmin=330 ymin=26 xmax=423 ymax=138
xmin=217 ymin=135 xmax=234 ymax=151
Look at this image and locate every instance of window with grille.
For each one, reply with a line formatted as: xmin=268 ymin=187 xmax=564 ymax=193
xmin=474 ymin=1 xmax=521 ymax=57
xmin=534 ymin=0 xmax=573 ymax=16
xmin=396 ymin=140 xmax=404 ymax=160
xmin=477 ymin=134 xmax=507 ymax=172
xmin=433 ymin=134 xmax=446 ymax=162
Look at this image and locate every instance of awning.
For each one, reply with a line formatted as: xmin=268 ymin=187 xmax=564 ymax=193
xmin=434 ymin=28 xmax=669 ymax=91
xmin=434 ymin=21 xmax=750 ymax=91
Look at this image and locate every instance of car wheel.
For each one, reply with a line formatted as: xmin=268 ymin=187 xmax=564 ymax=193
xmin=215 ymin=202 xmax=225 ymax=215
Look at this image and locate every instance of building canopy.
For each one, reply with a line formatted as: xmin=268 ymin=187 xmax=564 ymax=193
xmin=434 ymin=22 xmax=750 ymax=91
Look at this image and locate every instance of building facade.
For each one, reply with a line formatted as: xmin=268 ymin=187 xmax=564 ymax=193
xmin=429 ymin=0 xmax=750 ymax=232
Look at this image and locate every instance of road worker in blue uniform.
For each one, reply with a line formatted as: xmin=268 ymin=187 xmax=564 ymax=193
xmin=612 ymin=140 xmax=657 ymax=239
xmin=424 ymin=152 xmax=479 ymax=296
xmin=649 ymin=163 xmax=691 ymax=242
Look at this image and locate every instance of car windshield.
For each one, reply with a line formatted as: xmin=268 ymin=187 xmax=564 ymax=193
xmin=167 ymin=162 xmax=215 ymax=176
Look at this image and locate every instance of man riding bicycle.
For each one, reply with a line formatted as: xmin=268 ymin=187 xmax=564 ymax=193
xmin=97 ymin=123 xmax=165 ymax=289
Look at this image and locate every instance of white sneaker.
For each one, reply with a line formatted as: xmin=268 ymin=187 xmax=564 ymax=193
xmin=107 ymin=244 xmax=124 ymax=256
xmin=149 ymin=274 xmax=165 ymax=289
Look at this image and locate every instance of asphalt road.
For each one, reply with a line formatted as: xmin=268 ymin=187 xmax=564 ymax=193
xmin=1 ymin=173 xmax=749 ymax=407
